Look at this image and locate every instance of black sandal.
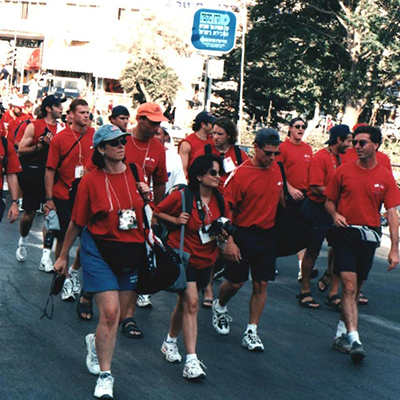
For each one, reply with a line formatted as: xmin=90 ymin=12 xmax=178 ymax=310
xmin=317 ymin=270 xmax=331 ymax=292
xmin=325 ymin=294 xmax=341 ymax=312
xmin=296 ymin=292 xmax=320 ymax=309
xmin=77 ymin=291 xmax=93 ymax=321
xmin=120 ymin=317 xmax=143 ymax=339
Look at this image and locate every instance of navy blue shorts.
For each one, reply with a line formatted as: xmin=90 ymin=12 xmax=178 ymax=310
xmin=301 ymin=198 xmax=333 ymax=256
xmin=224 ymin=227 xmax=276 ymax=283
xmin=186 ymin=264 xmax=212 ymax=289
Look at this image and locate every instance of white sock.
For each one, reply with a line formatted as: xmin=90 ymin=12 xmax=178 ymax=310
xmin=20 ymin=235 xmax=28 ymax=245
xmin=42 ymin=248 xmax=51 ymax=258
xmin=348 ymin=331 xmax=361 ymax=345
xmin=335 ymin=320 xmax=347 ymax=339
xmin=166 ymin=334 xmax=177 ymax=343
xmin=69 ymin=266 xmax=78 ymax=277
xmin=214 ymin=299 xmax=227 ymax=313
xmin=186 ymin=354 xmax=197 ymax=362
xmin=246 ymin=324 xmax=257 ymax=334
xmin=298 ymin=259 xmax=302 ymax=271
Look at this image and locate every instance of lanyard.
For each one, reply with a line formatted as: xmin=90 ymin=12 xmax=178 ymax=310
xmin=104 ymin=169 xmax=133 ymax=212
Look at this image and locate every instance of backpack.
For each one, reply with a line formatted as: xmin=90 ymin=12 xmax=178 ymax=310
xmin=204 ymin=143 xmax=243 ymax=166
xmin=1 ymin=136 xmax=8 ymax=174
xmin=13 ymin=118 xmax=31 ymax=141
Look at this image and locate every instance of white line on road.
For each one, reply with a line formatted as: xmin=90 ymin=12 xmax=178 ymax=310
xmin=359 ymin=314 xmax=400 ymax=333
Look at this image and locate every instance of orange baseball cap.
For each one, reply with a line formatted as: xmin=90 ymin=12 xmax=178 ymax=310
xmin=137 ymin=102 xmax=168 ymax=122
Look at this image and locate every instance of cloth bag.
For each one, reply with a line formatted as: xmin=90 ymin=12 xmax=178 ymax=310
xmin=275 ymin=162 xmax=312 ymax=257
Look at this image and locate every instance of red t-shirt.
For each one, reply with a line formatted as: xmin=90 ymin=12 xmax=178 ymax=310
xmin=30 ymin=119 xmax=60 ymax=145
xmin=14 ymin=119 xmax=32 ymax=144
xmin=124 ymin=135 xmax=168 ymax=185
xmin=192 ymin=144 xmax=249 ymax=191
xmin=154 ymin=190 xmax=230 ymax=269
xmin=72 ymin=165 xmax=145 ymax=242
xmin=179 ymin=132 xmax=213 ymax=168
xmin=46 ymin=126 xmax=95 ymax=200
xmin=0 ymin=138 xmax=22 ymax=188
xmin=307 ymin=148 xmax=340 ymax=203
xmin=342 ymin=147 xmax=392 ymax=173
xmin=224 ymin=159 xmax=283 ymax=229
xmin=3 ymin=113 xmax=30 ymax=144
xmin=324 ymin=162 xmax=400 ymax=227
xmin=276 ymin=139 xmax=313 ymax=190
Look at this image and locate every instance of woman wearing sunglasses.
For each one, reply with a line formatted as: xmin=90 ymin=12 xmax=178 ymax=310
xmin=54 ymin=124 xmax=150 ymax=399
xmin=154 ymin=154 xmax=230 ymax=380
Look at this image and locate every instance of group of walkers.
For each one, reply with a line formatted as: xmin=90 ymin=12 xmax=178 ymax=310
xmin=0 ymin=98 xmax=399 ymax=398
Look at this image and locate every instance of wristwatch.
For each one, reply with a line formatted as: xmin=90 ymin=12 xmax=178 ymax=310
xmin=46 ymin=197 xmax=53 ymax=201
xmin=11 ymin=199 xmax=19 ymax=204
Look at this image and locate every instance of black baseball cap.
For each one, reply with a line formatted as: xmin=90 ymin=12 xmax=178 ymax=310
xmin=194 ymin=111 xmax=216 ymax=125
xmin=41 ymin=95 xmax=67 ymax=109
xmin=325 ymin=124 xmax=351 ymax=145
xmin=254 ymin=128 xmax=281 ymax=146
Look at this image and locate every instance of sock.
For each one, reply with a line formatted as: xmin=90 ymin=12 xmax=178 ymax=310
xmin=20 ymin=235 xmax=28 ymax=245
xmin=298 ymin=259 xmax=302 ymax=271
xmin=348 ymin=331 xmax=361 ymax=345
xmin=100 ymin=370 xmax=111 ymax=376
xmin=335 ymin=320 xmax=347 ymax=339
xmin=214 ymin=299 xmax=227 ymax=313
xmin=42 ymin=248 xmax=51 ymax=258
xmin=69 ymin=266 xmax=78 ymax=277
xmin=166 ymin=334 xmax=177 ymax=343
xmin=246 ymin=324 xmax=257 ymax=334
xmin=186 ymin=354 xmax=197 ymax=362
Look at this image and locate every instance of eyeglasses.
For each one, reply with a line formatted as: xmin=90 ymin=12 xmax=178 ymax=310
xmin=207 ymin=169 xmax=221 ymax=177
xmin=261 ymin=149 xmax=281 ymax=157
xmin=106 ymin=137 xmax=127 ymax=147
xmin=293 ymin=124 xmax=306 ymax=130
xmin=351 ymin=139 xmax=372 ymax=147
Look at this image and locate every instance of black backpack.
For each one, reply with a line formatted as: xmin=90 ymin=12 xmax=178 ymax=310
xmin=1 ymin=136 xmax=8 ymax=174
xmin=204 ymin=143 xmax=243 ymax=166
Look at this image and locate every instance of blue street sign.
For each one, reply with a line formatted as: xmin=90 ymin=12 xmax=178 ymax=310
xmin=191 ymin=8 xmax=237 ymax=54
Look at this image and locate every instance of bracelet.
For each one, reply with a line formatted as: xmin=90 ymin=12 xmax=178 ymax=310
xmin=11 ymin=199 xmax=19 ymax=204
xmin=46 ymin=197 xmax=53 ymax=201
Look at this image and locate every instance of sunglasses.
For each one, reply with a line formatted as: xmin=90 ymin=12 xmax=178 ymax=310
xmin=207 ymin=169 xmax=221 ymax=177
xmin=351 ymin=139 xmax=371 ymax=147
xmin=106 ymin=137 xmax=127 ymax=147
xmin=261 ymin=149 xmax=281 ymax=157
xmin=293 ymin=124 xmax=306 ymax=130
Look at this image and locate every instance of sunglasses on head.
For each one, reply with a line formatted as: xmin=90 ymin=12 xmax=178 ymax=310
xmin=207 ymin=169 xmax=220 ymax=177
xmin=293 ymin=124 xmax=306 ymax=130
xmin=261 ymin=149 xmax=281 ymax=157
xmin=106 ymin=136 xmax=127 ymax=147
xmin=351 ymin=139 xmax=371 ymax=147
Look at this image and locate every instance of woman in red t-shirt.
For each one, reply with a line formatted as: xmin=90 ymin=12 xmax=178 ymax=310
xmin=54 ymin=124 xmax=150 ymax=399
xmin=154 ymin=154 xmax=230 ymax=380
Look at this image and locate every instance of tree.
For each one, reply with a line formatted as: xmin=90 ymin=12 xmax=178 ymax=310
xmin=216 ymin=1 xmax=400 ymax=127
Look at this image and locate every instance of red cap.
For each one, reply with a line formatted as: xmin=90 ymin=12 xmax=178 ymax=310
xmin=137 ymin=103 xmax=168 ymax=122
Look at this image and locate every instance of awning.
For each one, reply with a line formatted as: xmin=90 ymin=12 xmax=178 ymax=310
xmin=25 ymin=48 xmax=41 ymax=70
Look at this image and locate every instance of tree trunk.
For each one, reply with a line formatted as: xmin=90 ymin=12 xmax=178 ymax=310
xmin=342 ymin=103 xmax=364 ymax=129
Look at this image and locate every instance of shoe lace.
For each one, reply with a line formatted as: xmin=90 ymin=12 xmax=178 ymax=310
xmin=187 ymin=358 xmax=207 ymax=373
xmin=246 ymin=332 xmax=262 ymax=345
xmin=98 ymin=374 xmax=113 ymax=388
xmin=217 ymin=313 xmax=233 ymax=327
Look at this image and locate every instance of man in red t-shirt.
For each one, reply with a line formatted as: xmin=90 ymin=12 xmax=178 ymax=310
xmin=45 ymin=99 xmax=94 ymax=300
xmin=16 ymin=94 xmax=66 ymax=268
xmin=212 ymin=128 xmax=283 ymax=351
xmin=0 ymin=96 xmax=29 ymax=143
xmin=298 ymin=125 xmax=352 ymax=309
xmin=0 ymin=137 xmax=21 ymax=223
xmin=324 ymin=125 xmax=400 ymax=362
xmin=277 ymin=117 xmax=313 ymax=279
xmin=178 ymin=111 xmax=215 ymax=177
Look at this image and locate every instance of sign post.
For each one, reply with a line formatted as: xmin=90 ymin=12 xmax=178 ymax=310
xmin=191 ymin=8 xmax=237 ymax=111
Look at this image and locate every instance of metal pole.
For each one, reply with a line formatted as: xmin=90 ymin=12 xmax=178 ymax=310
xmin=238 ymin=3 xmax=247 ymax=144
xmin=203 ymin=56 xmax=209 ymax=110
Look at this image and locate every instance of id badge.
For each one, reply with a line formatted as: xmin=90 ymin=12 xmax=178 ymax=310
xmin=118 ymin=209 xmax=138 ymax=230
xmin=223 ymin=157 xmax=236 ymax=173
xmin=75 ymin=165 xmax=84 ymax=179
xmin=199 ymin=224 xmax=216 ymax=244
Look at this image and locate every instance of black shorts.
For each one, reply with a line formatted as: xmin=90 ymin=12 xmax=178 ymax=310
xmin=328 ymin=227 xmax=378 ymax=281
xmin=53 ymin=197 xmax=72 ymax=238
xmin=186 ymin=264 xmax=212 ymax=289
xmin=224 ymin=227 xmax=276 ymax=283
xmin=18 ymin=171 xmax=46 ymax=213
xmin=301 ymin=198 xmax=333 ymax=256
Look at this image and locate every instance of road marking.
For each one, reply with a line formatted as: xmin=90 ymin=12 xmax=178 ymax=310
xmin=359 ymin=314 xmax=400 ymax=333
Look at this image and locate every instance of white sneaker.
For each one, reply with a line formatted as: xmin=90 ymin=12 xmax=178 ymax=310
xmin=242 ymin=330 xmax=264 ymax=351
xmin=161 ymin=338 xmax=182 ymax=363
xmin=16 ymin=237 xmax=27 ymax=262
xmin=39 ymin=256 xmax=54 ymax=273
xmin=137 ymin=294 xmax=153 ymax=308
xmin=212 ymin=300 xmax=232 ymax=335
xmin=61 ymin=278 xmax=75 ymax=301
xmin=94 ymin=372 xmax=114 ymax=399
xmin=85 ymin=333 xmax=100 ymax=375
xmin=69 ymin=270 xmax=81 ymax=296
xmin=182 ymin=358 xmax=206 ymax=380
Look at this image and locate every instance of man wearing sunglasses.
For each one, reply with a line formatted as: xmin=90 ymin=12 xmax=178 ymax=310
xmin=45 ymin=99 xmax=95 ymax=301
xmin=277 ymin=117 xmax=313 ymax=280
xmin=298 ymin=125 xmax=352 ymax=310
xmin=212 ymin=128 xmax=283 ymax=351
xmin=324 ymin=125 xmax=400 ymax=362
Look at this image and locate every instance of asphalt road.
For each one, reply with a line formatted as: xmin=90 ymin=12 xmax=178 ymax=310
xmin=0 ymin=211 xmax=400 ymax=400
